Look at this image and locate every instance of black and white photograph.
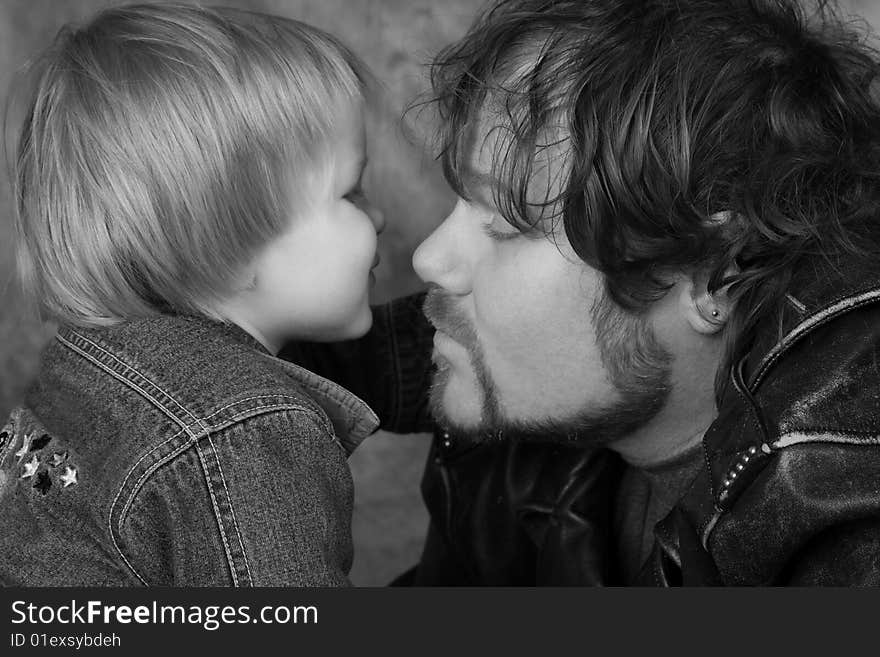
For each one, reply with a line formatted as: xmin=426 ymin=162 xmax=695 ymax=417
xmin=2 ymin=0 xmax=880 ymax=624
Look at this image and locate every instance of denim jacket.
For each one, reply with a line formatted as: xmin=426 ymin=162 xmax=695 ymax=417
xmin=280 ymin=293 xmax=435 ymax=437
xmin=0 ymin=313 xmax=377 ymax=586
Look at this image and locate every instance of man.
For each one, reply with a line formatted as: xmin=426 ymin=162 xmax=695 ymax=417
xmin=283 ymin=0 xmax=880 ymax=585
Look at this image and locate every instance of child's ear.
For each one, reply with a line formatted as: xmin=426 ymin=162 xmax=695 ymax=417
xmin=230 ymin=268 xmax=259 ymax=295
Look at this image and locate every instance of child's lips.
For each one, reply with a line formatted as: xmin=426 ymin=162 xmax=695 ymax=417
xmin=369 ymin=254 xmax=380 ymax=285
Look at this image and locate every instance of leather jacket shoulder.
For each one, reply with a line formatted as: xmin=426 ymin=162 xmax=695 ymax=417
xmin=642 ymin=261 xmax=880 ymax=585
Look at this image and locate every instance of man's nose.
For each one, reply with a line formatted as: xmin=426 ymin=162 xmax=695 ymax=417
xmin=412 ymin=201 xmax=472 ymax=295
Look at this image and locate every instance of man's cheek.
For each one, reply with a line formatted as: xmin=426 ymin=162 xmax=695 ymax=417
xmin=473 ymin=275 xmax=530 ymax=343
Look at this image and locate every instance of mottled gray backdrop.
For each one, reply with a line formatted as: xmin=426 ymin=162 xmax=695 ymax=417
xmin=1 ymin=0 xmax=878 ymax=585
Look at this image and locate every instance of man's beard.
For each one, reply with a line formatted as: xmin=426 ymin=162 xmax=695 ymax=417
xmin=422 ymin=285 xmax=672 ymax=446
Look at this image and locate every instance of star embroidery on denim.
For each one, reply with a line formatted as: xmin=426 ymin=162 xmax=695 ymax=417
xmin=60 ymin=466 xmax=78 ymax=488
xmin=14 ymin=433 xmax=34 ymax=462
xmin=49 ymin=452 xmax=68 ymax=468
xmin=20 ymin=455 xmax=39 ymax=479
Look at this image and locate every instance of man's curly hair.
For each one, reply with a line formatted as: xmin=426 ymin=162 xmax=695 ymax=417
xmin=430 ymin=0 xmax=880 ymax=396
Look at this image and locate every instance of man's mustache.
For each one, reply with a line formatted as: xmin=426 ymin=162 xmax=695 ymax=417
xmin=422 ymin=286 xmax=477 ymax=350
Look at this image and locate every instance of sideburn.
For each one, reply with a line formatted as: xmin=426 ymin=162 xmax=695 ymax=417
xmin=589 ymin=283 xmax=673 ymax=415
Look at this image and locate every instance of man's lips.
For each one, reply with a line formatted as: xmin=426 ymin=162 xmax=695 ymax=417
xmin=431 ymin=326 xmax=467 ymax=355
xmin=432 ymin=329 xmax=461 ymax=364
xmin=433 ymin=328 xmax=454 ymax=345
xmin=423 ymin=289 xmax=474 ymax=347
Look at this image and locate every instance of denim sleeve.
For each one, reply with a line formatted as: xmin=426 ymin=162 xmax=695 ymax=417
xmin=279 ymin=292 xmax=435 ymax=435
xmin=119 ymin=409 xmax=355 ymax=586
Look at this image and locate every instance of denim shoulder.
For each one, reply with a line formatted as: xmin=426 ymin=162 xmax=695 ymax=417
xmin=114 ymin=404 xmax=354 ymax=586
xmin=0 ymin=314 xmax=355 ymax=585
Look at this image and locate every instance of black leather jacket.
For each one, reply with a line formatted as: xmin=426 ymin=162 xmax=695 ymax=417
xmin=283 ymin=258 xmax=880 ymax=586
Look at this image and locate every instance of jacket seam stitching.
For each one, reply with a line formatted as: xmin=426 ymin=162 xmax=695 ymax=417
xmin=62 ymin=331 xmax=208 ymax=435
xmin=751 ymin=288 xmax=880 ymax=389
xmin=772 ymin=430 xmax=880 ymax=449
xmin=115 ymin=405 xmax=328 ymax=585
xmin=205 ymin=432 xmax=253 ymax=583
xmin=110 ymin=429 xmax=189 ymax=586
xmin=58 ymin=334 xmax=201 ymax=436
xmin=203 ymin=395 xmax=316 ymax=420
xmin=119 ymin=440 xmax=193 ymax=523
xmin=117 ymin=405 xmax=321 ymax=537
xmin=114 ymin=397 xmax=313 ymax=524
xmin=59 ymin=334 xmax=198 ymax=586
xmin=194 ymin=439 xmax=240 ymax=586
xmin=59 ymin=332 xmax=324 ymax=586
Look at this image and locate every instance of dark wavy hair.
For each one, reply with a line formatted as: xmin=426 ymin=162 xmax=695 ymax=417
xmin=430 ymin=0 xmax=880 ymax=396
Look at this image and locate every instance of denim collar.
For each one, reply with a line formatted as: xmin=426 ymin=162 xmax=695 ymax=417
xmin=188 ymin=316 xmax=379 ymax=454
xmin=268 ymin=355 xmax=380 ymax=455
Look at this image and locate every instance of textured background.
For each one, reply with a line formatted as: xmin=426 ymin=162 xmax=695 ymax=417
xmin=1 ymin=0 xmax=879 ymax=586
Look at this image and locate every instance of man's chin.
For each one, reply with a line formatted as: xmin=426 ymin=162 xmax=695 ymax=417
xmin=428 ymin=376 xmax=667 ymax=448
xmin=427 ymin=372 xmax=493 ymax=437
xmin=427 ymin=375 xmax=562 ymax=444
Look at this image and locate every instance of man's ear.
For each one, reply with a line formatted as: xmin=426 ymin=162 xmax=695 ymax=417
xmin=678 ymin=267 xmax=737 ymax=336
xmin=679 ymin=212 xmax=740 ymax=335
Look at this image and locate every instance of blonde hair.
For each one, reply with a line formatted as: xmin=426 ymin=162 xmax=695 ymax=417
xmin=10 ymin=3 xmax=367 ymax=326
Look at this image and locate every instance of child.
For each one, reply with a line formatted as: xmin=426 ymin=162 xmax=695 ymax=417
xmin=0 ymin=3 xmax=385 ymax=586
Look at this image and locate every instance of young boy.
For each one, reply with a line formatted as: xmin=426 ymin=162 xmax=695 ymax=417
xmin=1 ymin=3 xmax=384 ymax=586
